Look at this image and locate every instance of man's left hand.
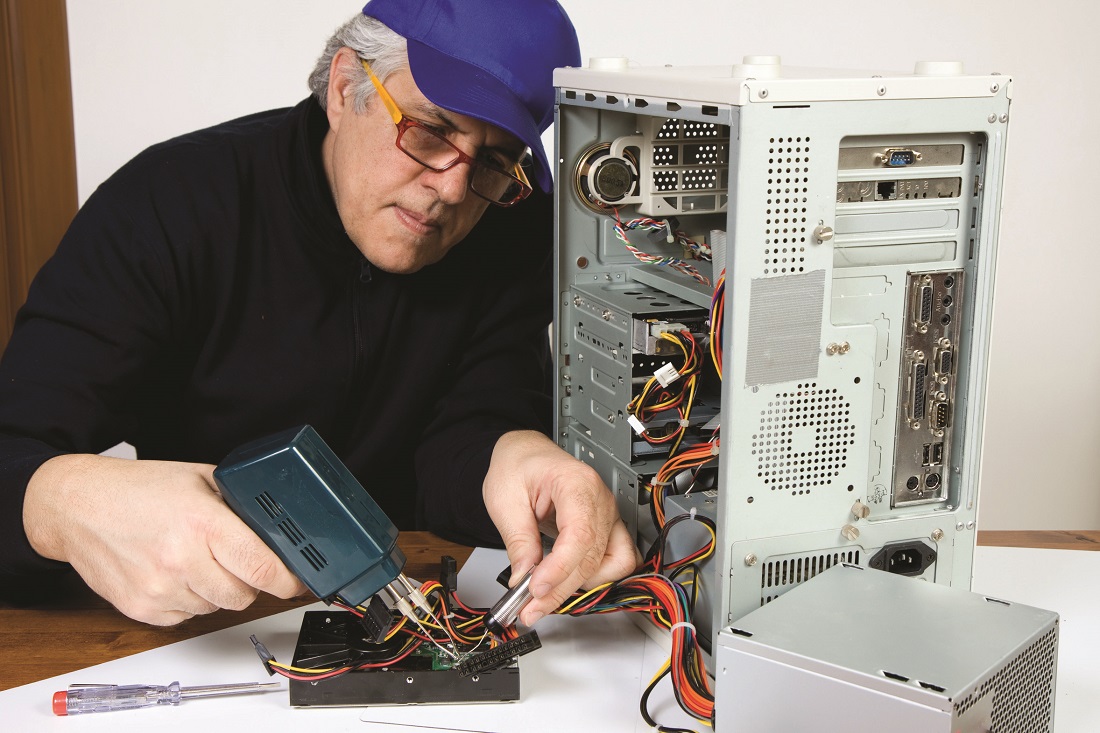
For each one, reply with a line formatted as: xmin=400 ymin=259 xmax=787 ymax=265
xmin=482 ymin=430 xmax=640 ymax=626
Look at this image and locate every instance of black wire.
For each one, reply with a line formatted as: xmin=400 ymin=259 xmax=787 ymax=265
xmin=639 ymin=665 xmax=698 ymax=733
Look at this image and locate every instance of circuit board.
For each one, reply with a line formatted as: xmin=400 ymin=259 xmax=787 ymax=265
xmin=288 ymin=611 xmax=521 ymax=706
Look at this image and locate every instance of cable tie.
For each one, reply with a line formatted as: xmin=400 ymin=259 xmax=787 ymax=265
xmin=710 ymin=443 xmax=720 ymax=455
xmin=669 ymin=621 xmax=696 ymax=636
xmin=678 ymin=418 xmax=690 ymax=428
xmin=689 ymin=507 xmax=697 ymax=520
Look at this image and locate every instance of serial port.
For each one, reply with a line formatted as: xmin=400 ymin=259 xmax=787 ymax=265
xmin=933 ymin=401 xmax=951 ymax=430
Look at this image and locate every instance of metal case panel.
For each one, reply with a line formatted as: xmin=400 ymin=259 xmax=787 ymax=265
xmin=554 ymin=62 xmax=1010 ymax=657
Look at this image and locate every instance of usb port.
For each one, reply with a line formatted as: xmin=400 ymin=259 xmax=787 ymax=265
xmin=931 ymin=442 xmax=944 ymax=465
xmin=922 ymin=443 xmax=932 ymax=466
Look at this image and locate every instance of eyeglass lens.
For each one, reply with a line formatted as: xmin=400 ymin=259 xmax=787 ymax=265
xmin=397 ymin=124 xmax=525 ymax=205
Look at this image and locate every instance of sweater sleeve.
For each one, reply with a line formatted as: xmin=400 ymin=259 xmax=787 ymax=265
xmin=0 ymin=172 xmax=178 ymax=591
xmin=412 ymin=194 xmax=555 ymax=547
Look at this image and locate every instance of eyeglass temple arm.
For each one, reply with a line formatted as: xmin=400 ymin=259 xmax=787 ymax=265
xmin=360 ymin=58 xmax=403 ymax=125
xmin=514 ymin=161 xmax=531 ymax=187
xmin=363 ymin=57 xmax=531 ymax=189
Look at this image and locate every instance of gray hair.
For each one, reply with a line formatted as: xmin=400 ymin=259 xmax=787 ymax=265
xmin=307 ymin=14 xmax=409 ymax=114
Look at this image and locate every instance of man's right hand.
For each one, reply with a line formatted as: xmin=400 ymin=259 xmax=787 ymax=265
xmin=23 ymin=454 xmax=307 ymax=625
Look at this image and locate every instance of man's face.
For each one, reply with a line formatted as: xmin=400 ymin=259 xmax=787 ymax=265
xmin=322 ymin=54 xmax=525 ymax=274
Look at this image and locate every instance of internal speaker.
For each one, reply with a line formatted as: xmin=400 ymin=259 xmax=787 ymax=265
xmin=572 ymin=141 xmax=639 ymax=213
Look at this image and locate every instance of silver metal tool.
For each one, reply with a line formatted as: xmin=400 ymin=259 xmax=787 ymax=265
xmin=484 ymin=567 xmax=535 ymax=634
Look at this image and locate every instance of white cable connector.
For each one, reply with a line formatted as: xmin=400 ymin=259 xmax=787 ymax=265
xmin=654 ymin=363 xmax=680 ymax=387
xmin=627 ymin=414 xmax=647 ymax=435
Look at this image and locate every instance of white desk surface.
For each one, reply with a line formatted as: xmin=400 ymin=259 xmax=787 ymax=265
xmin=1 ymin=545 xmax=1096 ymax=732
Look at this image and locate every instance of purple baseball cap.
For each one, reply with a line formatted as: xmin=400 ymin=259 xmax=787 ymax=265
xmin=362 ymin=0 xmax=580 ymax=193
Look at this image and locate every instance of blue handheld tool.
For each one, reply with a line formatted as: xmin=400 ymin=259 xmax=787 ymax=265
xmin=213 ymin=425 xmax=405 ymax=607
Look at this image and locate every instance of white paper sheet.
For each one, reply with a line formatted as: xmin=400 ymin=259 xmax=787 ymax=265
xmin=1 ymin=546 xmax=1095 ymax=732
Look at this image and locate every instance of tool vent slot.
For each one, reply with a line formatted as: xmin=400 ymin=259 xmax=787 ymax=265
xmin=278 ymin=518 xmax=307 ymax=547
xmin=763 ymin=136 xmax=810 ymax=275
xmin=255 ymin=491 xmax=284 ymax=520
xmin=300 ymin=545 xmax=329 ymax=572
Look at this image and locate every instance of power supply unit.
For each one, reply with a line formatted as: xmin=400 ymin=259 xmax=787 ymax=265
xmin=714 ymin=564 xmax=1058 ymax=733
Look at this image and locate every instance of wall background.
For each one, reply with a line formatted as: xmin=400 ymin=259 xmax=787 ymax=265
xmin=66 ymin=0 xmax=1100 ymax=530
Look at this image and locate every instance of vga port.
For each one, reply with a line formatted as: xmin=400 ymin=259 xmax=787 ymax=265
xmin=933 ymin=401 xmax=951 ymax=430
xmin=938 ymin=349 xmax=953 ymax=375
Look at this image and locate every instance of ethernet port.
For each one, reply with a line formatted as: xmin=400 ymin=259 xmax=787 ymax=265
xmin=869 ymin=540 xmax=937 ymax=577
xmin=876 ymin=180 xmax=897 ymax=200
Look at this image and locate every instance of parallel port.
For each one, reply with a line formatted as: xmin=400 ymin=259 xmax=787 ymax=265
xmin=911 ymin=363 xmax=927 ymax=420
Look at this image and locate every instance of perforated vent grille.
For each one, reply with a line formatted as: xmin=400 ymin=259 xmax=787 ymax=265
xmin=954 ymin=625 xmax=1058 ymax=732
xmin=650 ymin=119 xmax=728 ymax=193
xmin=764 ymin=137 xmax=810 ymax=275
xmin=753 ymin=383 xmax=854 ymax=494
xmin=761 ymin=550 xmax=860 ymax=605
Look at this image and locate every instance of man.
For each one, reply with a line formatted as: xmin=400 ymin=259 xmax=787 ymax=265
xmin=0 ymin=0 xmax=637 ymax=627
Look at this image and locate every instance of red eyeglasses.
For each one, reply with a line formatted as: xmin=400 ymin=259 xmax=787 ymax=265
xmin=361 ymin=59 xmax=532 ymax=207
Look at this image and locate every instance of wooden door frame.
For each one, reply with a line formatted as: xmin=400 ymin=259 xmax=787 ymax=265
xmin=0 ymin=0 xmax=77 ymax=351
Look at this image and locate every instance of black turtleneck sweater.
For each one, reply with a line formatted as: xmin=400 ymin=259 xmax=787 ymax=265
xmin=0 ymin=97 xmax=553 ymax=594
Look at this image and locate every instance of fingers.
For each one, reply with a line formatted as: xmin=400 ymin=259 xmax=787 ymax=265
xmin=519 ymin=466 xmax=637 ymax=625
xmin=207 ymin=513 xmax=307 ymax=600
xmin=27 ymin=455 xmax=309 ymax=625
xmin=581 ymin=520 xmax=642 ymax=587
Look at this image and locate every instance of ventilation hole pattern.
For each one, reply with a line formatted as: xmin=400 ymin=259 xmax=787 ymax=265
xmin=760 ymin=549 xmax=860 ymax=605
xmin=650 ymin=119 xmax=728 ymax=193
xmin=753 ymin=382 xmax=854 ymax=494
xmin=656 ymin=119 xmax=723 ymax=139
xmin=954 ymin=626 xmax=1057 ymax=732
xmin=764 ymin=136 xmax=810 ymax=275
xmin=654 ymin=169 xmax=679 ymax=192
xmin=653 ymin=145 xmax=679 ymax=166
xmin=682 ymin=169 xmax=720 ymax=191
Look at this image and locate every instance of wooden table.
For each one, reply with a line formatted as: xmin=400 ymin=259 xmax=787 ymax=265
xmin=0 ymin=532 xmax=473 ymax=692
xmin=1 ymin=530 xmax=1095 ymax=693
